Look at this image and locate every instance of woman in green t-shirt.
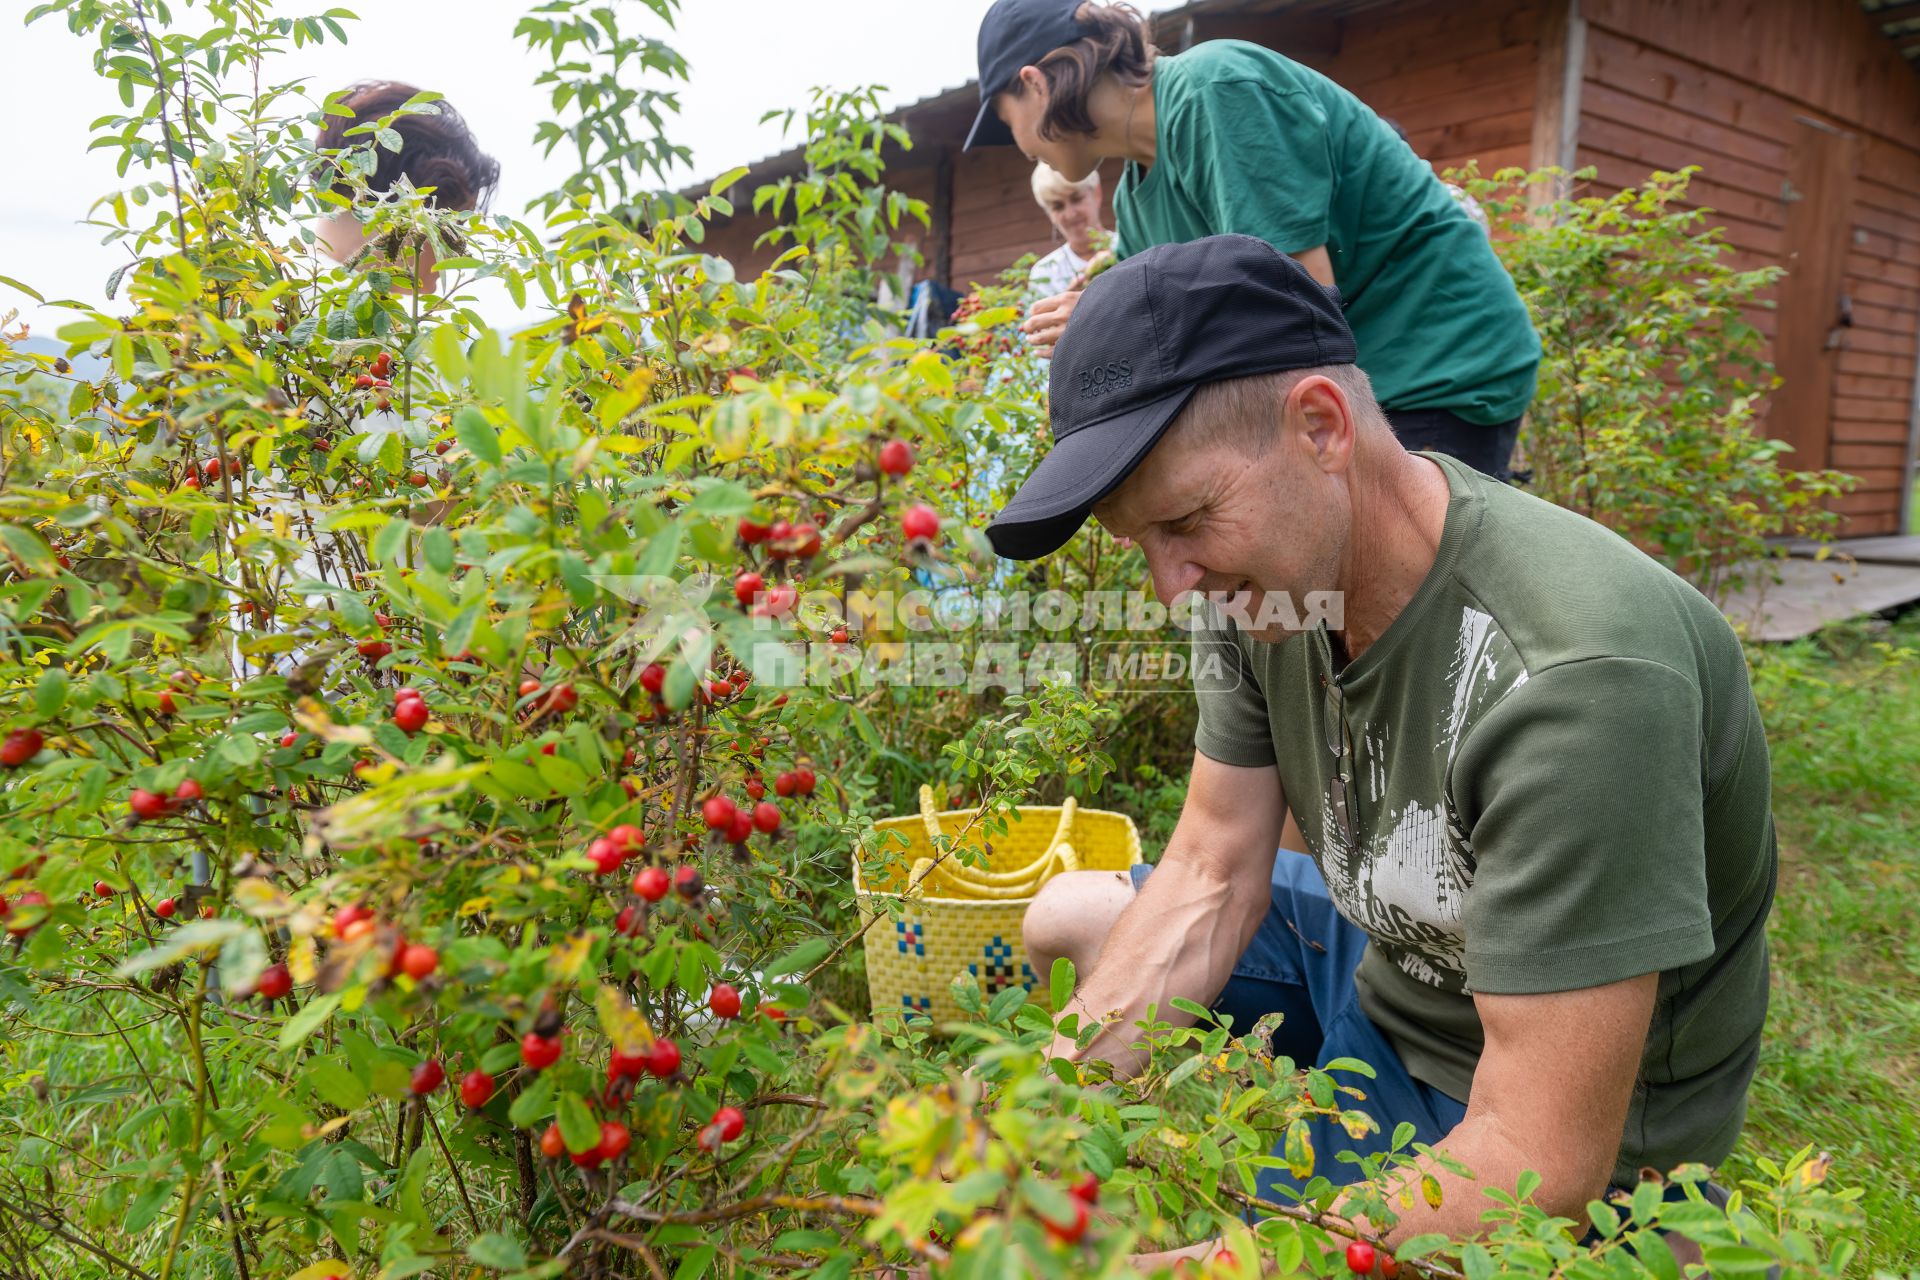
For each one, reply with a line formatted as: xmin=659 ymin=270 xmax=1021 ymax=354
xmin=964 ymin=0 xmax=1541 ymax=477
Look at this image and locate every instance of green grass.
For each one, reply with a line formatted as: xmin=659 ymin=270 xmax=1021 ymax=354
xmin=1730 ymin=612 xmax=1920 ymax=1267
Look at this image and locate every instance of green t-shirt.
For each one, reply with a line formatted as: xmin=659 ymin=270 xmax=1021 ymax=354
xmin=1192 ymin=454 xmax=1775 ymax=1185
xmin=1114 ymin=41 xmax=1541 ymax=426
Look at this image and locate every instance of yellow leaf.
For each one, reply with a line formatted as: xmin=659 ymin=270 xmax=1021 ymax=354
xmin=289 ymin=1263 xmax=351 ymax=1280
xmin=273 ymin=510 xmax=290 ymax=539
xmin=1421 ymin=1172 xmax=1444 ymax=1209
xmin=231 ymin=876 xmax=291 ymax=918
xmin=1283 ymin=1118 xmax=1314 ymax=1178
xmin=287 ymin=936 xmax=318 ymax=984
xmin=457 ymin=896 xmax=493 ymax=918
xmin=594 ymin=984 xmax=656 ymax=1055
xmin=546 ymin=931 xmax=594 ymax=983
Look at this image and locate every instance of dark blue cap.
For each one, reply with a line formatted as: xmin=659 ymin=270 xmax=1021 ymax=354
xmin=986 ymin=235 xmax=1358 ymax=560
xmin=966 ymin=0 xmax=1098 ymax=150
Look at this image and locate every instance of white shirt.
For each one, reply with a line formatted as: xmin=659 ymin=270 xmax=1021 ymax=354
xmin=1027 ymin=243 xmax=1090 ymax=300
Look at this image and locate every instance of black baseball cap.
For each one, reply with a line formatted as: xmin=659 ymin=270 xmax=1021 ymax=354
xmin=965 ymin=0 xmax=1098 ymax=150
xmin=985 ymin=234 xmax=1358 ymax=561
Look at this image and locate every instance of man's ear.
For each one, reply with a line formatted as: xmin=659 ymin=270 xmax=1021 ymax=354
xmin=1288 ymin=375 xmax=1356 ymax=473
xmin=1016 ymin=64 xmax=1048 ymax=100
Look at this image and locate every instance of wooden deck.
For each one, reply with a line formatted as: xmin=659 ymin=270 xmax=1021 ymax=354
xmin=1722 ymin=536 xmax=1920 ymax=641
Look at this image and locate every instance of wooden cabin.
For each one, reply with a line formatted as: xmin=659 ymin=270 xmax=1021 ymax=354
xmin=696 ymin=0 xmax=1920 ymax=536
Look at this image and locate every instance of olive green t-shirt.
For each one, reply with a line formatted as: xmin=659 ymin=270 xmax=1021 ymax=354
xmin=1114 ymin=41 xmax=1541 ymax=426
xmin=1193 ymin=454 xmax=1775 ymax=1186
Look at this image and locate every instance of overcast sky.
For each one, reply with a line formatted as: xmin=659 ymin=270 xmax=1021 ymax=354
xmin=0 ymin=0 xmax=1031 ymax=332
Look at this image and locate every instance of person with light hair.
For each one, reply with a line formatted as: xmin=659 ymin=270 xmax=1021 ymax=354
xmin=1026 ymin=162 xmax=1110 ymax=301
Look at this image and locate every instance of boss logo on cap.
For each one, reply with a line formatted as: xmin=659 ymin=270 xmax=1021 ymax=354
xmin=1077 ymin=360 xmax=1133 ymax=399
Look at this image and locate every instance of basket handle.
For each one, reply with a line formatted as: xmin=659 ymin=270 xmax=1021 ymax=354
xmin=1042 ymin=796 xmax=1078 ymax=861
xmin=909 ymin=839 xmax=1082 ymax=901
xmin=917 ymin=784 xmax=943 ymax=845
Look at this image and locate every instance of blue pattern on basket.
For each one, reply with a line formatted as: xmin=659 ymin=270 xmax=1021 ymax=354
xmin=969 ymin=935 xmax=1036 ymax=994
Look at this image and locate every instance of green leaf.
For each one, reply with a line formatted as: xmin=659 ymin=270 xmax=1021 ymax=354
xmin=372 ymin=516 xmax=410 ymax=567
xmin=455 ymin=405 xmax=502 ymax=464
xmin=672 ymin=1245 xmax=717 ymax=1280
xmin=422 ymin=527 xmax=454 ymax=574
xmin=0 ymin=524 xmax=57 ymax=576
xmin=0 ymin=275 xmax=47 ymax=303
xmin=1395 ymin=1234 xmax=1452 ymax=1261
xmin=115 ymin=919 xmax=245 ymax=977
xmin=1699 ymin=1247 xmax=1785 ymax=1275
xmin=985 ymin=983 xmax=1027 ymax=1024
xmin=306 ymin=1059 xmax=368 ymax=1111
xmin=556 ymin=1091 xmax=599 ymax=1153
xmin=708 ymin=165 xmax=750 ymax=196
xmin=280 ymin=993 xmax=342 ymax=1051
xmin=320 ymin=1147 xmax=362 ymax=1202
xmin=765 ymin=937 xmax=830 ymax=978
xmin=32 ymin=668 xmax=67 ymax=717
xmin=467 ymin=1233 xmax=528 ymax=1270
xmin=507 ymin=1070 xmax=554 ymax=1128
xmin=1630 ymin=1179 xmax=1662 ymax=1225
xmin=1049 ymin=956 xmax=1075 ymax=1014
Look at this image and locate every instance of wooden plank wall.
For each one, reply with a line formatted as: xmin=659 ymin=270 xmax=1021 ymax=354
xmin=1299 ymin=0 xmax=1539 ymax=180
xmin=1576 ymin=0 xmax=1920 ymax=535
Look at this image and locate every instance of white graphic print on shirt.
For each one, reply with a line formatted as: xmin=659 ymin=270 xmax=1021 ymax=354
xmin=1311 ymin=608 xmax=1529 ymax=994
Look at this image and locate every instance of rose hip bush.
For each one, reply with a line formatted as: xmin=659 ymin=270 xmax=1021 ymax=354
xmin=0 ymin=2 xmax=1872 ymax=1277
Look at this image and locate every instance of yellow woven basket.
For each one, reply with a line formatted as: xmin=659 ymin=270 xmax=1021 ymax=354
xmin=855 ymin=786 xmax=1141 ymax=1024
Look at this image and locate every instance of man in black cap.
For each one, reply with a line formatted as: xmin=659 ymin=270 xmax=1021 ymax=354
xmin=1004 ymin=234 xmax=1774 ymax=1252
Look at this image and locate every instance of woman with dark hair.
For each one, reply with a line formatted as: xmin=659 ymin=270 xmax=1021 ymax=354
xmin=966 ymin=1 xmax=1539 ymax=478
xmin=312 ymin=80 xmax=501 ymax=293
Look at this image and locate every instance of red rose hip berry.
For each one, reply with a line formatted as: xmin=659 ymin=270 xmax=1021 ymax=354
xmin=398 ymin=943 xmax=439 ymax=980
xmin=255 ymin=962 xmax=293 ymax=1000
xmin=392 ymin=698 xmax=429 ymax=733
xmin=878 ymin=438 xmax=914 ymax=476
xmin=901 ymin=504 xmax=940 ymax=541
xmin=459 ymin=1069 xmax=495 ymax=1109
xmin=521 ymin=1032 xmax=564 ymax=1070
xmin=632 ymin=865 xmax=670 ymax=902
xmin=409 ymin=1058 xmax=445 ymax=1095
xmin=1 ymin=729 xmax=43 ymax=768
xmin=1043 ymin=1198 xmax=1090 ymax=1245
xmin=1346 ymin=1242 xmax=1378 ymax=1275
xmin=708 ymin=983 xmax=742 ymax=1019
xmin=643 ymin=1037 xmax=681 ymax=1079
xmin=698 ymin=1105 xmax=746 ymax=1152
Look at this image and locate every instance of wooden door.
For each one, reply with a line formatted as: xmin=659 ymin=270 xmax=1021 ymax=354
xmin=1770 ymin=117 xmax=1859 ymax=474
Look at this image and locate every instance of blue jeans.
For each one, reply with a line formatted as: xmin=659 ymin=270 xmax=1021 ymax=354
xmin=1129 ymin=853 xmax=1731 ymax=1226
xmin=1131 ymin=851 xmax=1468 ymax=1201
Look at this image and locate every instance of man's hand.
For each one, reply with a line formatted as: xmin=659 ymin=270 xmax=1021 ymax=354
xmin=1046 ymin=751 xmax=1286 ymax=1075
xmin=1021 ymin=289 xmax=1081 ymax=355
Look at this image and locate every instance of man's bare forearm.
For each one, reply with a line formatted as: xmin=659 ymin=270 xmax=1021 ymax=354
xmin=1049 ymin=848 xmax=1268 ymax=1076
xmin=1346 ymin=1113 xmax=1601 ymax=1245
